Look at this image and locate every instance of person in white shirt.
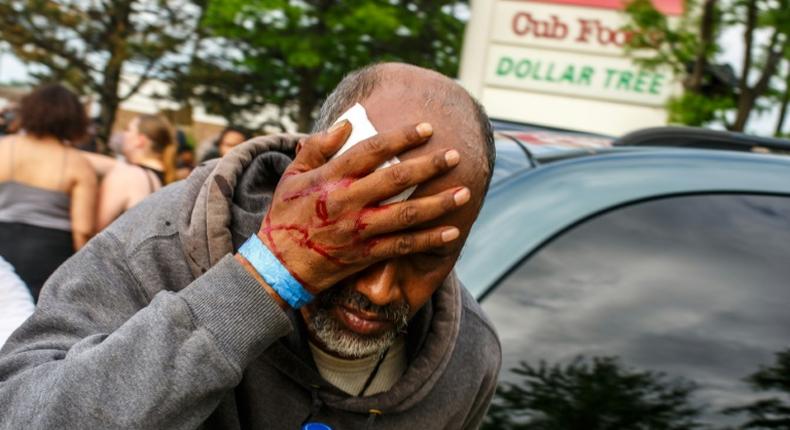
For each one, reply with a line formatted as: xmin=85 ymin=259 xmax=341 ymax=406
xmin=0 ymin=256 xmax=34 ymax=348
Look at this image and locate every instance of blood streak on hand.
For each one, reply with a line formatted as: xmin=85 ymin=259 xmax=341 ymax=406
xmin=281 ymin=178 xmax=355 ymax=226
xmin=353 ymin=205 xmax=387 ymax=235
xmin=263 ymin=177 xmax=362 ymax=275
xmin=263 ymin=184 xmax=391 ymax=280
xmin=261 ymin=218 xmax=343 ymax=265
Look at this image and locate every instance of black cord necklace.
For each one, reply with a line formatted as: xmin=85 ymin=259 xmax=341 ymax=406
xmin=357 ymin=347 xmax=391 ymax=397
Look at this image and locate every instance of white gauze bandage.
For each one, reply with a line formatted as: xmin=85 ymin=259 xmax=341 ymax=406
xmin=331 ymin=103 xmax=416 ymax=205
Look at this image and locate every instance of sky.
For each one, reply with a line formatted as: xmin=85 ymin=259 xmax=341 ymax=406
xmin=0 ymin=53 xmax=25 ymax=84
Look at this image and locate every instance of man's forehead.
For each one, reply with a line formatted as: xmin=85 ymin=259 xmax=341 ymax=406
xmin=361 ymin=80 xmax=478 ymax=146
xmin=360 ymin=84 xmax=486 ymax=204
xmin=350 ymin=102 xmax=483 ymax=238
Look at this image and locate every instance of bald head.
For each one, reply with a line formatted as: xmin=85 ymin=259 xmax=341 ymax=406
xmin=314 ymin=63 xmax=495 ymax=199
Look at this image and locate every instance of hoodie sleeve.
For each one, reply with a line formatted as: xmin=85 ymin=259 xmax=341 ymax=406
xmin=0 ymin=231 xmax=292 ymax=429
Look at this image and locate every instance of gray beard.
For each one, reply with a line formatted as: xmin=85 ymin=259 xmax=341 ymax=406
xmin=305 ymin=288 xmax=409 ymax=359
xmin=306 ymin=308 xmax=399 ymax=359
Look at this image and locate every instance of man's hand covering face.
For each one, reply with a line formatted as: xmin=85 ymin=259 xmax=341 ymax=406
xmin=256 ymin=120 xmax=470 ymax=295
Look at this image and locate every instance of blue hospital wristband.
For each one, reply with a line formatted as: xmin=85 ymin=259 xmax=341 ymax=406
xmin=238 ymin=234 xmax=314 ymax=309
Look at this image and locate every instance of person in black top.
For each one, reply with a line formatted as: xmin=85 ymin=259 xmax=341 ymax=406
xmin=95 ymin=114 xmax=176 ymax=231
xmin=0 ymin=84 xmax=97 ymax=299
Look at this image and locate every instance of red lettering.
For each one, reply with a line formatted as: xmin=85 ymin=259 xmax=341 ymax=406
xmin=576 ymin=18 xmax=594 ymax=43
xmin=575 ymin=18 xmax=632 ymax=47
xmin=511 ymin=12 xmax=642 ymax=48
xmin=551 ymin=15 xmax=568 ymax=39
xmin=512 ymin=12 xmax=532 ymax=36
xmin=597 ymin=25 xmax=613 ymax=45
xmin=512 ymin=12 xmax=569 ymax=40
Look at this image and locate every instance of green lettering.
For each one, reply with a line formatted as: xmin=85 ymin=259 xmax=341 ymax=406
xmin=515 ymin=60 xmax=531 ymax=78
xmin=634 ymin=71 xmax=650 ymax=93
xmin=578 ymin=66 xmax=594 ymax=86
xmin=545 ymin=62 xmax=556 ymax=82
xmin=531 ymin=61 xmax=544 ymax=81
xmin=496 ymin=57 xmax=514 ymax=76
xmin=604 ymin=68 xmax=618 ymax=88
xmin=649 ymin=73 xmax=665 ymax=95
xmin=559 ymin=65 xmax=576 ymax=84
xmin=616 ymin=70 xmax=633 ymax=90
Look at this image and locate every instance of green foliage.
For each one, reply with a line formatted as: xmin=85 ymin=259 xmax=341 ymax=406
xmin=0 ymin=0 xmax=197 ymax=89
xmin=622 ymin=0 xmax=706 ymax=75
xmin=667 ymin=92 xmax=734 ymax=126
xmin=183 ymin=0 xmax=468 ymax=131
xmin=622 ymin=0 xmax=790 ymax=132
xmin=482 ymin=356 xmax=705 ymax=430
xmin=724 ymin=349 xmax=790 ymax=429
xmin=0 ymin=0 xmax=201 ymax=144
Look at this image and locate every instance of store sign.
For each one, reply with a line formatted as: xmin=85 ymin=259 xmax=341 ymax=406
xmin=458 ymin=0 xmax=679 ymax=134
xmin=482 ymin=0 xmax=676 ymax=107
xmin=491 ymin=1 xmax=636 ymax=55
xmin=486 ymin=45 xmax=671 ymax=106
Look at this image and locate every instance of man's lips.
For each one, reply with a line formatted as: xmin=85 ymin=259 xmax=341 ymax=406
xmin=333 ymin=306 xmax=394 ymax=336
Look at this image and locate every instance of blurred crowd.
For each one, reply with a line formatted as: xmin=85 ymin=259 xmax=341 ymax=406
xmin=0 ymin=83 xmax=254 ymax=345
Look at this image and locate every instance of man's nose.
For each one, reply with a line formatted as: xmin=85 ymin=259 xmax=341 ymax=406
xmin=353 ymin=260 xmax=401 ymax=307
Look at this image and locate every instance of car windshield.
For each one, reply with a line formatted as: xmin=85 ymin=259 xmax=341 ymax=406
xmin=479 ymin=194 xmax=790 ymax=428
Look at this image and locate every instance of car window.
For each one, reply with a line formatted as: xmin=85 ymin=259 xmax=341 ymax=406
xmin=491 ymin=136 xmax=532 ymax=185
xmin=480 ymin=194 xmax=790 ymax=428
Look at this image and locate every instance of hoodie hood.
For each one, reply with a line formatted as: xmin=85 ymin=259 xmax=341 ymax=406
xmin=179 ymin=134 xmax=299 ymax=278
xmin=177 ymin=134 xmax=463 ymax=415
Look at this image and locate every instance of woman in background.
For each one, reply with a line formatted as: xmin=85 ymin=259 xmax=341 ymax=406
xmin=0 ymin=84 xmax=97 ymax=300
xmin=95 ymin=114 xmax=176 ymax=231
xmin=199 ymin=125 xmax=250 ymax=162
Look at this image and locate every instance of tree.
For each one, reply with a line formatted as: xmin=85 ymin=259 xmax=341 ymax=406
xmin=0 ymin=0 xmax=202 ymax=147
xmin=774 ymin=67 xmax=790 ymax=137
xmin=724 ymin=348 xmax=790 ymax=429
xmin=183 ymin=0 xmax=467 ymax=132
xmin=729 ymin=0 xmax=790 ymax=131
xmin=482 ymin=356 xmax=706 ymax=430
xmin=622 ymin=0 xmax=790 ymax=132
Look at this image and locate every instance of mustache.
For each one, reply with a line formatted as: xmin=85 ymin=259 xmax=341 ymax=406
xmin=318 ymin=286 xmax=410 ymax=324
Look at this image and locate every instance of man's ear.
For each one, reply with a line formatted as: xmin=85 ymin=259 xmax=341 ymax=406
xmin=295 ymin=139 xmax=305 ymax=155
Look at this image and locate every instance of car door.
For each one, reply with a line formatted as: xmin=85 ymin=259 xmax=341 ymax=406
xmin=478 ymin=193 xmax=790 ymax=429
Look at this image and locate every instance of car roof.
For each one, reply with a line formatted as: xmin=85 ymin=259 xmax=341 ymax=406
xmin=490 ymin=122 xmax=790 ymax=187
xmin=491 ymin=119 xmax=616 ymax=187
xmin=493 ymin=119 xmax=614 ymax=161
xmin=458 ymin=147 xmax=790 ymax=299
xmin=616 ymin=126 xmax=790 ymax=153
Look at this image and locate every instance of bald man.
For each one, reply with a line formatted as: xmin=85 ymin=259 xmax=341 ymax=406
xmin=0 ymin=63 xmax=501 ymax=429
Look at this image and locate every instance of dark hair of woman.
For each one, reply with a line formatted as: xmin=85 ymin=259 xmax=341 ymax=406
xmin=18 ymin=84 xmax=88 ymax=143
xmin=136 ymin=114 xmax=177 ymax=185
xmin=216 ymin=126 xmax=251 ymax=146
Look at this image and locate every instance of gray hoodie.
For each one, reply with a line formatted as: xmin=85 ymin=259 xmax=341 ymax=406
xmin=0 ymin=135 xmax=501 ymax=430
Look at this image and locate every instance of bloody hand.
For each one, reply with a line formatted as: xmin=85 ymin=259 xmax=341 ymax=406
xmin=256 ymin=120 xmax=470 ymax=295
